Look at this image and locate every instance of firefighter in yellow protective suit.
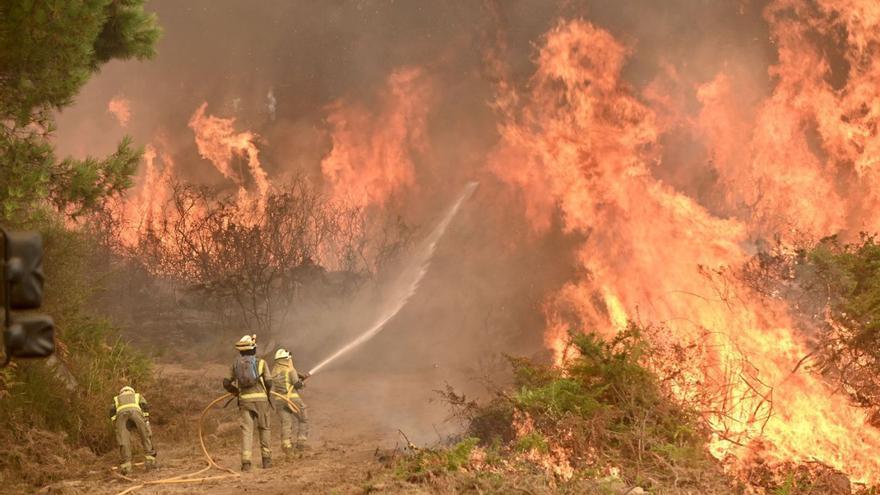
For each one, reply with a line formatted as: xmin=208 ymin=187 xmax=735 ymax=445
xmin=109 ymin=386 xmax=156 ymax=475
xmin=271 ymin=348 xmax=310 ymax=453
xmin=222 ymin=334 xmax=274 ymax=471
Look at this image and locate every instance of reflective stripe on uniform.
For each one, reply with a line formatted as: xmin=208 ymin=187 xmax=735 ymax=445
xmin=115 ymin=393 xmax=143 ymax=413
xmin=238 ymin=360 xmax=268 ymax=401
xmin=278 ymin=367 xmax=298 ymax=397
xmin=257 ymin=360 xmax=268 ymax=395
xmin=113 ymin=393 xmax=143 ymax=421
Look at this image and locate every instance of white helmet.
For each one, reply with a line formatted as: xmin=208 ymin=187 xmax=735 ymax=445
xmin=119 ymin=385 xmax=135 ymax=395
xmin=274 ymin=348 xmax=291 ymax=361
xmin=235 ymin=334 xmax=257 ymax=351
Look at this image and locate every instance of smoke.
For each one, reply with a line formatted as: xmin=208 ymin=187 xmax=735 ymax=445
xmin=107 ymin=96 xmax=131 ymax=127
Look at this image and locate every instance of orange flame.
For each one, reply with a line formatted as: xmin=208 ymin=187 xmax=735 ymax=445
xmin=321 ymin=67 xmax=431 ymax=208
xmin=188 ymin=102 xmax=270 ymax=210
xmin=107 ymin=96 xmax=131 ymax=127
xmin=489 ymin=17 xmax=880 ymax=482
xmin=114 ymin=142 xmax=175 ymax=248
xmin=698 ymin=0 xmax=880 ymax=236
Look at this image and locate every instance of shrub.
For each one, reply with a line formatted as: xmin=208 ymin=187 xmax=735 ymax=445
xmin=0 ymin=224 xmax=154 ymax=490
xmin=438 ymin=324 xmax=729 ymax=493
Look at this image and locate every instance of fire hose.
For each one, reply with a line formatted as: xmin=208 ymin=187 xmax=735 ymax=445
xmin=111 ymin=184 xmax=476 ymax=494
xmin=113 ymin=391 xmax=301 ymax=495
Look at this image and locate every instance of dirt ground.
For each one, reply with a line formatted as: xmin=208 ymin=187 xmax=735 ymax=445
xmin=39 ymin=362 xmax=463 ymax=495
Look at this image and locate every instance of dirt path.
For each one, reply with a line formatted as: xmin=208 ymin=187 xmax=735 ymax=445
xmin=46 ymin=362 xmax=455 ymax=495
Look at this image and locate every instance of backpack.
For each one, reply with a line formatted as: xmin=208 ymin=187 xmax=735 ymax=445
xmin=233 ymin=355 xmax=260 ymax=390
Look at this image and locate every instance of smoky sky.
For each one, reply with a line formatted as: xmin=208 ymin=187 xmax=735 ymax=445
xmin=56 ymin=0 xmax=773 ymax=191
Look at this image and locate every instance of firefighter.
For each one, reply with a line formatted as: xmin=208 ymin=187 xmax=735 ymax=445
xmin=272 ymin=348 xmax=310 ymax=453
xmin=109 ymin=385 xmax=156 ymax=475
xmin=222 ymin=334 xmax=274 ymax=471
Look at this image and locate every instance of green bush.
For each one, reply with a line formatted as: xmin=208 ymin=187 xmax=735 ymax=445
xmin=796 ymin=235 xmax=880 ymax=410
xmin=515 ymin=431 xmax=549 ymax=454
xmin=446 ymin=437 xmax=480 ymax=471
xmin=453 ymin=324 xmax=725 ymax=492
xmin=515 ymin=378 xmax=603 ymax=418
xmin=0 ymin=225 xmax=152 ymax=452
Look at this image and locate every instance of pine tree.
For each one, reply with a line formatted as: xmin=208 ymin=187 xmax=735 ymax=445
xmin=0 ymin=0 xmax=161 ymax=221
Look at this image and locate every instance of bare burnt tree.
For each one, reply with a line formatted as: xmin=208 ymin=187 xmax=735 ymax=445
xmin=321 ymin=204 xmax=415 ymax=292
xmin=122 ymin=176 xmax=416 ymax=339
xmin=146 ymin=179 xmax=328 ymax=337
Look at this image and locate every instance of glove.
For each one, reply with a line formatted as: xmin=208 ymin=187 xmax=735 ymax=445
xmin=294 ymin=380 xmax=304 ymax=390
xmin=222 ymin=378 xmax=240 ymax=395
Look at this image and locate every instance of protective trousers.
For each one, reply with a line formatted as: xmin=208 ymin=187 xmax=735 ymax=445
xmin=279 ymin=397 xmax=309 ymax=448
xmin=115 ymin=410 xmax=156 ymax=470
xmin=239 ymin=400 xmax=271 ymax=462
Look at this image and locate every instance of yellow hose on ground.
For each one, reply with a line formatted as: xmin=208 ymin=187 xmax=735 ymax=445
xmin=114 ymin=392 xmax=301 ymax=495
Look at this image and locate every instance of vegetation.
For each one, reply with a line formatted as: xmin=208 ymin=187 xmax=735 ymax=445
xmin=798 ymin=235 xmax=880 ymax=416
xmin=392 ymin=322 xmax=877 ymax=494
xmin=398 ymin=325 xmax=733 ymax=494
xmin=743 ymin=234 xmax=880 ymax=418
xmin=0 ymin=0 xmax=160 ymax=220
xmin=0 ymin=0 xmax=162 ymax=488
xmin=110 ymin=179 xmax=414 ymax=339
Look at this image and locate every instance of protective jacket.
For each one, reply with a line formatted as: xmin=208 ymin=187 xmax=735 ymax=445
xmin=226 ymin=355 xmax=274 ymax=465
xmin=228 ymin=357 xmax=273 ymax=402
xmin=271 ymin=359 xmax=309 ymax=449
xmin=109 ymin=388 xmax=156 ymax=472
xmin=110 ymin=390 xmax=150 ymax=422
xmin=271 ymin=360 xmax=306 ymax=399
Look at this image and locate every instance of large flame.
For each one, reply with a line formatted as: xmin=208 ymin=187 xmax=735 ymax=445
xmin=114 ymin=142 xmax=175 ymax=248
xmin=188 ymin=102 xmax=270 ymax=210
xmin=488 ymin=17 xmax=880 ymax=481
xmin=698 ymin=0 xmax=880 ymax=237
xmin=320 ymin=67 xmax=431 ymax=209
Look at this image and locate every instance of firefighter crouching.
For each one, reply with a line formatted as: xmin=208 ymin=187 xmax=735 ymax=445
xmin=110 ymin=385 xmax=156 ymax=475
xmin=223 ymin=334 xmax=274 ymax=471
xmin=272 ymin=348 xmax=310 ymax=453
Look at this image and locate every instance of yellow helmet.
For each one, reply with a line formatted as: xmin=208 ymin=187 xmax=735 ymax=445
xmin=119 ymin=385 xmax=135 ymax=395
xmin=235 ymin=334 xmax=257 ymax=351
xmin=274 ymin=348 xmax=291 ymax=361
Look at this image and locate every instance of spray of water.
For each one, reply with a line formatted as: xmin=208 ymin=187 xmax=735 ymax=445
xmin=308 ymin=182 xmax=479 ymax=376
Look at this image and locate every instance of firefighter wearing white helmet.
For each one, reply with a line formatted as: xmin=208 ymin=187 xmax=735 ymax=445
xmin=223 ymin=334 xmax=274 ymax=471
xmin=271 ymin=347 xmax=310 ymax=453
xmin=109 ymin=385 xmax=156 ymax=475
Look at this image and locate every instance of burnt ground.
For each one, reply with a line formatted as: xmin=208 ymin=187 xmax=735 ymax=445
xmin=37 ymin=362 xmax=464 ymax=495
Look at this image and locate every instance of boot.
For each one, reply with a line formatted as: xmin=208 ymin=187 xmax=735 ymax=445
xmin=262 ymin=457 xmax=272 ymax=469
xmin=295 ymin=440 xmax=309 ymax=451
xmin=145 ymin=454 xmax=157 ymax=471
xmin=282 ymin=443 xmax=294 ymax=455
xmin=241 ymin=460 xmax=252 ymax=472
xmin=120 ymin=463 xmax=132 ymax=476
